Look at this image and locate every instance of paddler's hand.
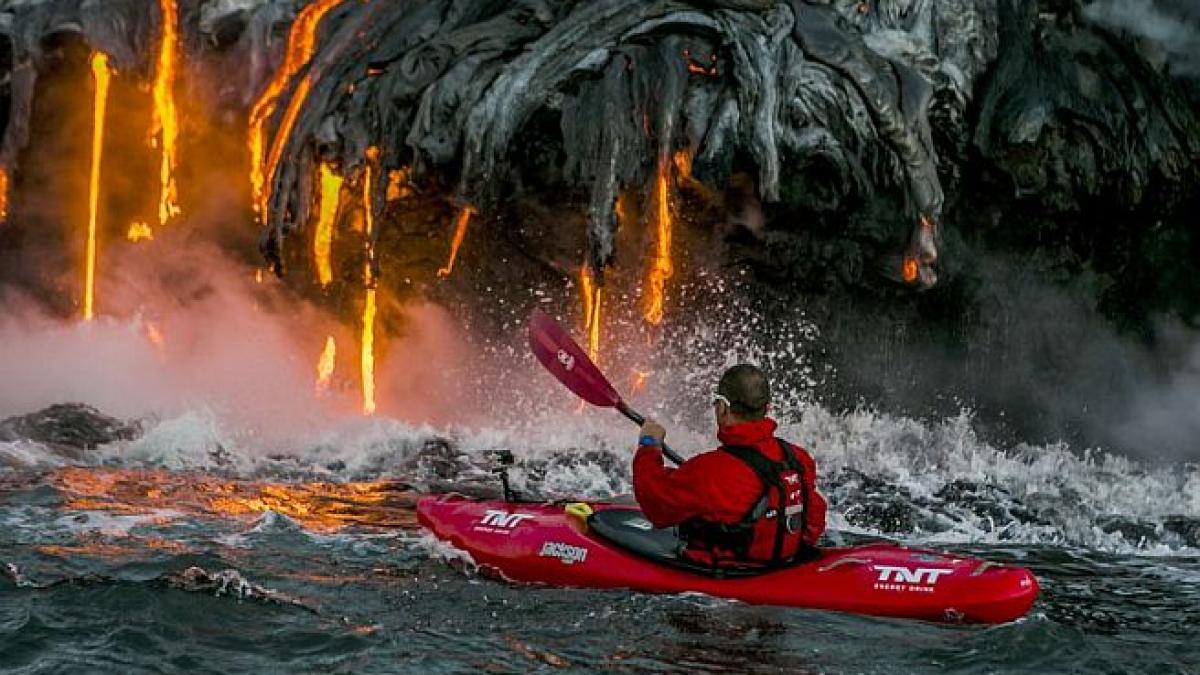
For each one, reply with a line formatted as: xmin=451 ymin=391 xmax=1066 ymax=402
xmin=639 ymin=420 xmax=666 ymax=446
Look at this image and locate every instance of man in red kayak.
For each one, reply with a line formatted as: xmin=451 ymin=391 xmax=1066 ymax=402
xmin=634 ymin=364 xmax=827 ymax=567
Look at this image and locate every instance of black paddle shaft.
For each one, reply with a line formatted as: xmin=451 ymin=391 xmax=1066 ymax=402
xmin=616 ymin=401 xmax=685 ymax=465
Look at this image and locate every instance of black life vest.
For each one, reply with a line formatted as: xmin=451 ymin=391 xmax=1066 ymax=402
xmin=679 ymin=438 xmax=811 ymax=567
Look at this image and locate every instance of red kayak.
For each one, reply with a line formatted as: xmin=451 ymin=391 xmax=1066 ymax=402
xmin=418 ymin=494 xmax=1039 ymax=624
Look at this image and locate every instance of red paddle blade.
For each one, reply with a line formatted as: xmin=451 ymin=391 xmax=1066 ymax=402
xmin=528 ymin=309 xmax=621 ymax=408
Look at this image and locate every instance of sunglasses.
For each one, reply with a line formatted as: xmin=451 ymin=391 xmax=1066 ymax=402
xmin=712 ymin=393 xmax=732 ymax=408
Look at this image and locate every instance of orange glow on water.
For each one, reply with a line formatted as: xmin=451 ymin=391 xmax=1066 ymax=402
xmin=314 ymin=163 xmax=342 ymax=287
xmin=152 ymin=0 xmax=181 ymax=228
xmin=642 ymin=157 xmax=675 ymax=325
xmin=84 ymin=53 xmax=112 ymax=322
xmin=315 ymin=335 xmax=336 ymax=394
xmin=437 ymin=206 xmax=475 ymax=278
xmin=51 ymin=468 xmax=418 ymax=533
xmin=249 ymin=0 xmax=345 ymax=219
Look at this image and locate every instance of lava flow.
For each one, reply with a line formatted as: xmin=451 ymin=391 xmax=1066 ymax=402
xmin=437 ymin=206 xmax=475 ymax=278
xmin=580 ymin=264 xmax=602 ymax=362
xmin=249 ymin=0 xmax=345 ymax=219
xmin=902 ymin=214 xmax=938 ymax=286
xmin=0 ymin=167 xmax=8 ymax=221
xmin=315 ymin=335 xmax=337 ymax=396
xmin=642 ymin=154 xmax=678 ymax=326
xmin=361 ymin=288 xmax=377 ymax=414
xmin=314 ymin=163 xmax=342 ymax=288
xmin=127 ymin=221 xmax=153 ymax=242
xmin=151 ymin=0 xmax=181 ymax=229
xmin=361 ymin=148 xmax=380 ymax=415
xmin=83 ymin=53 xmax=113 ymax=322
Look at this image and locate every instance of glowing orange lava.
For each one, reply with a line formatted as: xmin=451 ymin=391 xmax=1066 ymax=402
xmin=152 ymin=0 xmax=181 ymax=228
xmin=386 ymin=168 xmax=411 ymax=202
xmin=437 ymin=205 xmax=475 ymax=278
xmin=361 ymin=289 xmax=377 ymax=414
xmin=314 ymin=163 xmax=342 ymax=288
xmin=0 ymin=167 xmax=8 ymax=221
xmin=316 ymin=335 xmax=336 ymax=394
xmin=902 ymin=214 xmax=937 ymax=285
xmin=84 ymin=53 xmax=112 ymax=322
xmin=902 ymin=256 xmax=919 ymax=284
xmin=672 ymin=148 xmax=693 ymax=179
xmin=642 ymin=157 xmax=675 ymax=325
xmin=361 ymin=148 xmax=379 ymax=415
xmin=249 ymin=0 xmax=345 ymax=218
xmin=127 ymin=221 xmax=153 ymax=242
xmin=580 ymin=264 xmax=602 ymax=362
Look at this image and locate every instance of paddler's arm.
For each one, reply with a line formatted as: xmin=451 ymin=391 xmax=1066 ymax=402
xmin=631 ymin=420 xmax=711 ymax=528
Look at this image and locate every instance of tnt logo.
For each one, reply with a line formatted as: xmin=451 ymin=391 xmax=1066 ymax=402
xmin=479 ymin=510 xmax=535 ymax=529
xmin=556 ymin=350 xmax=575 ymax=371
xmin=873 ymin=565 xmax=951 ymax=585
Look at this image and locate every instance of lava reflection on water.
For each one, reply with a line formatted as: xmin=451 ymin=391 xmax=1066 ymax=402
xmin=51 ymin=467 xmax=418 ymax=533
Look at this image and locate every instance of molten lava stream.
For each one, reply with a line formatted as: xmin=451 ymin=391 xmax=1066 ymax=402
xmin=437 ymin=206 xmax=475 ymax=278
xmin=642 ymin=155 xmax=677 ymax=326
xmin=314 ymin=163 xmax=342 ymax=288
xmin=361 ymin=288 xmax=377 ymax=414
xmin=580 ymin=264 xmax=602 ymax=362
xmin=316 ymin=336 xmax=336 ymax=395
xmin=360 ymin=149 xmax=379 ymax=415
xmin=0 ymin=167 xmax=9 ymax=221
xmin=901 ymin=214 xmax=938 ymax=285
xmin=152 ymin=0 xmax=181 ymax=228
xmin=249 ymin=0 xmax=345 ymax=219
xmin=84 ymin=53 xmax=113 ymax=322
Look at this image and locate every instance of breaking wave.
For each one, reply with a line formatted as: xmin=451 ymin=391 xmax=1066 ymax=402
xmin=2 ymin=399 xmax=1196 ymax=557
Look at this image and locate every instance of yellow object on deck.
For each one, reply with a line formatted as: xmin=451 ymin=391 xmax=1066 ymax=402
xmin=564 ymin=502 xmax=594 ymax=526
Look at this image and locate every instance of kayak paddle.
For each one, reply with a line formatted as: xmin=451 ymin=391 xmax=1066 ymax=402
xmin=528 ymin=309 xmax=685 ymax=465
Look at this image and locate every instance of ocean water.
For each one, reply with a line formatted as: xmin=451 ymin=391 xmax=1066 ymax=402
xmin=1 ymin=404 xmax=1197 ymax=674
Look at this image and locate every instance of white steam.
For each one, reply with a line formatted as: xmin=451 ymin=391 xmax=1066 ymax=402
xmin=1084 ymin=0 xmax=1200 ymax=77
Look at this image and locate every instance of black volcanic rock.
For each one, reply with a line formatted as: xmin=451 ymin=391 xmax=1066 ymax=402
xmin=0 ymin=1 xmax=1197 ymax=457
xmin=0 ymin=403 xmax=140 ymax=453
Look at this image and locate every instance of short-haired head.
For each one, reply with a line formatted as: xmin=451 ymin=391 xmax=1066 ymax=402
xmin=717 ymin=364 xmax=770 ymax=420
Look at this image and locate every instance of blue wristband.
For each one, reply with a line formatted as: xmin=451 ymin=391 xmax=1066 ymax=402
xmin=639 ymin=435 xmax=660 ymax=447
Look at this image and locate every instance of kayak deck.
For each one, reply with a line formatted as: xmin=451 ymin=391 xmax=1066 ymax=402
xmin=417 ymin=494 xmax=1039 ymax=624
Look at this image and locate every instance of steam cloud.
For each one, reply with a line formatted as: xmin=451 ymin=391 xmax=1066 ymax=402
xmin=0 ymin=232 xmax=478 ymax=448
xmin=1084 ymin=0 xmax=1200 ymax=77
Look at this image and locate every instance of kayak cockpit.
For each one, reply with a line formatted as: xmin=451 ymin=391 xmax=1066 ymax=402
xmin=589 ymin=507 xmax=820 ymax=578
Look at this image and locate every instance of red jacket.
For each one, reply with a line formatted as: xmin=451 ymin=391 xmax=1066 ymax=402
xmin=632 ymin=418 xmax=827 ymax=551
